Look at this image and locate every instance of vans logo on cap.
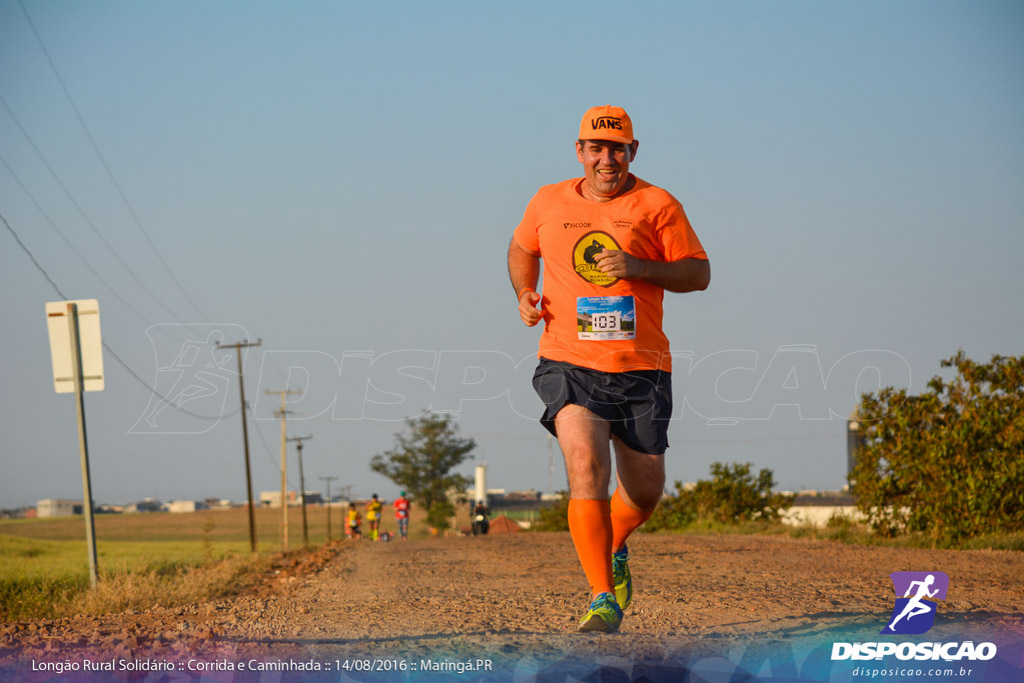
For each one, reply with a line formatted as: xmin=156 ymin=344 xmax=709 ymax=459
xmin=591 ymin=116 xmax=623 ymax=131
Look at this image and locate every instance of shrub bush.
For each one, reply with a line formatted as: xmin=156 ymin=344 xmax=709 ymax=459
xmin=851 ymin=351 xmax=1024 ymax=543
xmin=647 ymin=462 xmax=793 ymax=530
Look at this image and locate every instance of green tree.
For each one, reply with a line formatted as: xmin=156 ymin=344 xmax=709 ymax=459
xmin=426 ymin=500 xmax=457 ymax=531
xmin=537 ymin=463 xmax=792 ymax=533
xmin=648 ymin=463 xmax=792 ymax=530
xmin=693 ymin=462 xmax=793 ymax=524
xmin=852 ymin=351 xmax=1024 ymax=543
xmin=369 ymin=413 xmax=475 ymax=530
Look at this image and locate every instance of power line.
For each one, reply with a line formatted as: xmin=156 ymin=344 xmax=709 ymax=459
xmin=253 ymin=351 xmax=291 ymax=393
xmin=0 ymin=92 xmax=193 ymax=326
xmin=15 ymin=0 xmax=211 ymax=323
xmin=0 ymin=152 xmax=193 ymax=344
xmin=99 ymin=340 xmax=239 ymax=421
xmin=1 ymin=208 xmax=66 ymax=298
xmin=2 ymin=210 xmax=236 ymax=422
xmin=248 ymin=402 xmax=283 ymax=472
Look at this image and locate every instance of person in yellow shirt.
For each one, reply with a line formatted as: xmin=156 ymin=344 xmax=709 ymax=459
xmin=366 ymin=493 xmax=383 ymax=541
xmin=345 ymin=502 xmax=361 ymax=540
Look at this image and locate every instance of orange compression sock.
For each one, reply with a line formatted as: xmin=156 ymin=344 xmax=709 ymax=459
xmin=611 ymin=488 xmax=656 ymax=552
xmin=567 ymin=498 xmax=614 ymax=597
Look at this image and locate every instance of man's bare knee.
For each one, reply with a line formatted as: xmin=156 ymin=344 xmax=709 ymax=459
xmin=630 ymin=486 xmax=664 ymax=511
xmin=618 ymin=481 xmax=663 ymax=511
xmin=555 ymin=404 xmax=613 ymax=498
xmin=565 ymin=455 xmax=609 ymax=497
xmin=613 ymin=438 xmax=665 ymax=510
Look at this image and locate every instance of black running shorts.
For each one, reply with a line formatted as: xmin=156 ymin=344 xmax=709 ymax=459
xmin=531 ymin=357 xmax=672 ymax=455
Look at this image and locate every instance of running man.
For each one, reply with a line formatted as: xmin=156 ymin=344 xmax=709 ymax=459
xmin=394 ymin=491 xmax=411 ymax=541
xmin=507 ymin=105 xmax=710 ymax=632
xmin=366 ymin=494 xmax=383 ymax=541
xmin=887 ymin=574 xmax=940 ymax=631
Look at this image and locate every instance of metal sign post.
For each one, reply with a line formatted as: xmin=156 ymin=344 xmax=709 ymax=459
xmin=46 ymin=299 xmax=104 ymax=588
xmin=68 ymin=302 xmax=99 ymax=588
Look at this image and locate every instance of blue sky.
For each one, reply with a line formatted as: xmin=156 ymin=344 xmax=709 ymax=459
xmin=2 ymin=1 xmax=1022 ymax=508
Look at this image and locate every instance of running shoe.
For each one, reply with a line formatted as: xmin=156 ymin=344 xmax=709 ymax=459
xmin=612 ymin=546 xmax=632 ymax=610
xmin=577 ymin=592 xmax=623 ymax=633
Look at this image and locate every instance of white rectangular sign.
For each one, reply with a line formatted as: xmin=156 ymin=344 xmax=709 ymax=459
xmin=46 ymin=299 xmax=104 ymax=393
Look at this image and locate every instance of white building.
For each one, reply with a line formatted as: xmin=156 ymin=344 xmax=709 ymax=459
xmin=166 ymin=500 xmax=209 ymax=514
xmin=36 ymin=499 xmax=83 ymax=517
xmin=126 ymin=499 xmax=162 ymax=513
xmin=260 ymin=490 xmax=298 ymax=508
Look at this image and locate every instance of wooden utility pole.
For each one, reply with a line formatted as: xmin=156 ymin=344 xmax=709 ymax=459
xmin=319 ymin=475 xmax=338 ymax=542
xmin=287 ymin=434 xmax=313 ymax=547
xmin=266 ymin=389 xmax=300 ymax=551
xmin=216 ymin=339 xmax=261 ymax=553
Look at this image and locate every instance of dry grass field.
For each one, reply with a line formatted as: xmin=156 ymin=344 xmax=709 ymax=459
xmin=0 ymin=503 xmax=454 ymax=621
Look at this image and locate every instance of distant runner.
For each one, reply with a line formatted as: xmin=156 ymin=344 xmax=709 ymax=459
xmin=366 ymin=494 xmax=383 ymax=541
xmin=346 ymin=502 xmax=362 ymax=540
xmin=394 ymin=491 xmax=411 ymax=541
xmin=507 ymin=105 xmax=710 ymax=632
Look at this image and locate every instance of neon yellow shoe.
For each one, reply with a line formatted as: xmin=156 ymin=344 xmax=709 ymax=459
xmin=577 ymin=592 xmax=623 ymax=633
xmin=612 ymin=546 xmax=632 ymax=610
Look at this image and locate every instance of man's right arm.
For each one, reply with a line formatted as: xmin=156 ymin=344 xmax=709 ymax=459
xmin=507 ymin=236 xmax=543 ymax=327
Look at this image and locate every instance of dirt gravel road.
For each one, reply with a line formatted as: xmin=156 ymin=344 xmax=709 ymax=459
xmin=2 ymin=532 xmax=1022 ymax=681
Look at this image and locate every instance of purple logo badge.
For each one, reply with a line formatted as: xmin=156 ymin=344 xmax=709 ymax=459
xmin=881 ymin=571 xmax=949 ymax=635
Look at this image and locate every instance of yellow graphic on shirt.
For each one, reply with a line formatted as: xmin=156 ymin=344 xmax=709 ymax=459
xmin=572 ymin=231 xmax=621 ymax=287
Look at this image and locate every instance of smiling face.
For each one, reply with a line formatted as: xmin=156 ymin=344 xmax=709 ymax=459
xmin=576 ymin=138 xmax=639 ymax=201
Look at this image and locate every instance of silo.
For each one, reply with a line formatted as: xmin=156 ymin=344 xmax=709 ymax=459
xmin=475 ymin=464 xmax=487 ymax=505
xmin=847 ymin=408 xmax=865 ymax=481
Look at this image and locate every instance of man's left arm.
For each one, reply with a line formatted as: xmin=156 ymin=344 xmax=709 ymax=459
xmin=593 ymin=249 xmax=710 ymax=292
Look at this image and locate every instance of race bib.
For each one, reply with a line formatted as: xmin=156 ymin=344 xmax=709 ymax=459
xmin=577 ymin=296 xmax=636 ymax=340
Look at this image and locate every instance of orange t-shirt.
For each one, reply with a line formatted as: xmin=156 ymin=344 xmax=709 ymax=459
xmin=513 ymin=175 xmax=707 ymax=373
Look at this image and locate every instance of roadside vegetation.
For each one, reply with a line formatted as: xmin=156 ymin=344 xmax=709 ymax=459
xmin=785 ymin=513 xmax=1024 ymax=551
xmin=0 ymin=504 xmax=435 ymax=623
xmin=644 ymin=462 xmax=793 ymax=530
xmin=534 ymin=461 xmax=795 ymax=535
xmin=851 ymin=351 xmax=1024 ymax=544
xmin=533 ymin=455 xmax=1024 ymax=552
xmin=534 ymin=352 xmax=1024 ymax=552
xmin=0 ymin=531 xmax=271 ymax=622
